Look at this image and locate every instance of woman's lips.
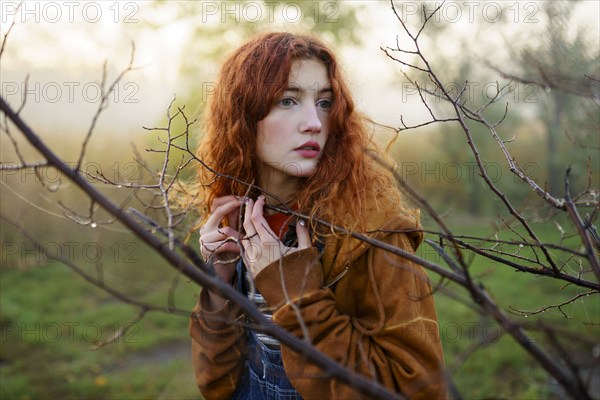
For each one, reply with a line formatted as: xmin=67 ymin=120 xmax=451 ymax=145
xmin=295 ymin=141 xmax=321 ymax=158
xmin=295 ymin=149 xmax=320 ymax=158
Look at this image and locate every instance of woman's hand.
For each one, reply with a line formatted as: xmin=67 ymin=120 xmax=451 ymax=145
xmin=199 ymin=195 xmax=243 ymax=284
xmin=241 ymin=195 xmax=311 ymax=278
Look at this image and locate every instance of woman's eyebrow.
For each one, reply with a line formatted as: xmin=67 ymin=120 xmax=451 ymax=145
xmin=284 ymin=85 xmax=333 ymax=95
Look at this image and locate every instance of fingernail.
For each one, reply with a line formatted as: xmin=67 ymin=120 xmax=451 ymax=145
xmin=299 ymin=220 xmax=305 ymax=226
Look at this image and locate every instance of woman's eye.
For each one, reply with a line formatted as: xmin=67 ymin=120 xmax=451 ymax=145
xmin=278 ymin=97 xmax=296 ymax=107
xmin=317 ymin=98 xmax=333 ymax=109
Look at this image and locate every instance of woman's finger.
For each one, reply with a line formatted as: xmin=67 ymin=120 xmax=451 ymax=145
xmin=212 ymin=196 xmax=242 ymax=231
xmin=199 ymin=227 xmax=241 ymax=244
xmin=203 ymin=198 xmax=242 ymax=231
xmin=199 ymin=226 xmax=241 ymax=258
xmin=202 ymin=241 xmax=240 ymax=256
xmin=243 ymin=198 xmax=256 ymax=236
xmin=210 ymin=195 xmax=240 ymax=212
xmin=242 ymin=198 xmax=267 ymax=263
xmin=204 ymin=226 xmax=241 ymax=238
xmin=200 ymin=235 xmax=241 ymax=257
xmin=251 ymin=196 xmax=278 ymax=243
xmin=215 ymin=226 xmax=241 ymax=240
xmin=296 ymin=219 xmax=311 ymax=249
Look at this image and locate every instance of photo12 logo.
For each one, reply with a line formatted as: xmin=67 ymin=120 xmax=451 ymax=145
xmin=1 ymin=81 xmax=139 ymax=105
xmin=401 ymin=81 xmax=540 ymax=104
xmin=399 ymin=161 xmax=540 ymax=184
xmin=1 ymin=321 xmax=139 ymax=344
xmin=198 ymin=1 xmax=339 ymax=24
xmin=1 ymin=161 xmax=141 ymax=185
xmin=1 ymin=1 xmax=140 ymax=24
xmin=1 ymin=240 xmax=139 ymax=264
xmin=398 ymin=1 xmax=540 ymax=24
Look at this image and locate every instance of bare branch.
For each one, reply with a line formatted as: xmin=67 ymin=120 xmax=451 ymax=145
xmin=0 ymin=95 xmax=406 ymax=400
xmin=1 ymin=213 xmax=190 ymax=317
xmin=508 ymin=291 xmax=597 ymax=318
xmin=76 ymin=43 xmax=137 ymax=171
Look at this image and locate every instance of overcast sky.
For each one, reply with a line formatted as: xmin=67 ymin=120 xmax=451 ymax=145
xmin=1 ymin=1 xmax=598 ymax=140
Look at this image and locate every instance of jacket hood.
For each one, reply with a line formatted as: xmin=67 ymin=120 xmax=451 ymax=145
xmin=321 ymin=207 xmax=423 ymax=284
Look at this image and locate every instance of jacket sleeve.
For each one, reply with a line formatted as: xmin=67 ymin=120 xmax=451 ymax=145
xmin=189 ymin=288 xmax=247 ymax=400
xmin=254 ymin=232 xmax=447 ymax=399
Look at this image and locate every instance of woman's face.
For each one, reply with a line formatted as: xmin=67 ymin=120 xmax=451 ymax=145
xmin=256 ymin=58 xmax=331 ymax=188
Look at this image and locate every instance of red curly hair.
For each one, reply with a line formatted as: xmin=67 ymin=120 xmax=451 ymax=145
xmin=196 ymin=32 xmax=413 ymax=233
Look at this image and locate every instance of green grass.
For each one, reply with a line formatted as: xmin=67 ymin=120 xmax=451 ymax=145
xmin=0 ymin=255 xmax=201 ymax=400
xmin=1 ymin=220 xmax=598 ymax=399
xmin=426 ymin=221 xmax=599 ymax=399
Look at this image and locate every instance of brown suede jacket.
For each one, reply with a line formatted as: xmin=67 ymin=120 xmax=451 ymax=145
xmin=189 ymin=209 xmax=447 ymax=399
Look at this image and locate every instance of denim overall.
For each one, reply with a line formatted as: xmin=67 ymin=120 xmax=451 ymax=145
xmin=231 ymin=326 xmax=303 ymax=399
xmin=231 ymin=227 xmax=324 ymax=400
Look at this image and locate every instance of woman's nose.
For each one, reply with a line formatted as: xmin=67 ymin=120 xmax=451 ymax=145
xmin=299 ymin=105 xmax=322 ymax=134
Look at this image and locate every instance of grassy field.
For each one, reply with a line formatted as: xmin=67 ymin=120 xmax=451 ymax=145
xmin=428 ymin=221 xmax=599 ymax=399
xmin=1 ymin=219 xmax=598 ymax=399
xmin=0 ymin=257 xmax=201 ymax=399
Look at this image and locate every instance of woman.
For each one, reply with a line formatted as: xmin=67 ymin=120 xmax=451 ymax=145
xmin=189 ymin=32 xmax=447 ymax=399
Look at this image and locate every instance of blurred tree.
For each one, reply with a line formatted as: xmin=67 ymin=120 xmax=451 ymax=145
xmin=395 ymin=0 xmax=599 ymax=214
xmin=161 ymin=1 xmax=364 ymax=75
xmin=508 ymin=1 xmax=600 ymax=195
xmin=140 ymin=0 xmax=366 ymax=164
xmin=146 ymin=1 xmax=363 ymax=96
